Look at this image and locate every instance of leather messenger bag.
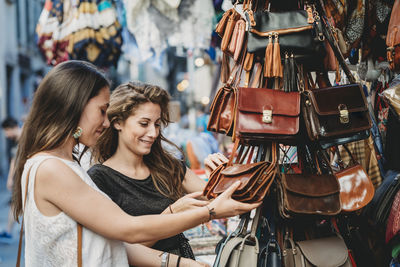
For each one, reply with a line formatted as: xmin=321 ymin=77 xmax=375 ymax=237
xmin=302 ymin=83 xmax=372 ymax=142
xmin=235 ymin=87 xmax=300 ymax=144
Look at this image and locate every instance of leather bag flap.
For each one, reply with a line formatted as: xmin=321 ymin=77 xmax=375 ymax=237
xmin=221 ymin=161 xmax=266 ymax=176
xmin=252 ymin=10 xmax=312 ymax=34
xmin=296 ymin=236 xmax=348 ymax=267
xmin=282 ymin=173 xmax=340 ymax=197
xmin=238 ymin=87 xmax=300 ymax=117
xmin=308 ymin=84 xmax=367 ymax=116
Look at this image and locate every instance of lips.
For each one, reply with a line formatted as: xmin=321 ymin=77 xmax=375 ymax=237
xmin=139 ymin=139 xmax=154 ymax=145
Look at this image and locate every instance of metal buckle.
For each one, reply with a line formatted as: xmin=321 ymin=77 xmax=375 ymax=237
xmin=262 ymin=109 xmax=272 ymax=123
xmin=338 ymin=104 xmax=349 ymax=124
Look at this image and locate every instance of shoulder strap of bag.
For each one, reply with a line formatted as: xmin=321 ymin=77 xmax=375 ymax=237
xmin=17 ymin=163 xmax=83 ymax=267
xmin=317 ymin=0 xmax=356 ymax=84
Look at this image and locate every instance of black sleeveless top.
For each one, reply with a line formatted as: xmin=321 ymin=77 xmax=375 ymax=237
xmin=88 ymin=163 xmax=194 ymax=258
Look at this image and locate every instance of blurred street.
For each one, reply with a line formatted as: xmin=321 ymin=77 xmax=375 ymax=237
xmin=0 ymin=181 xmax=22 ymax=267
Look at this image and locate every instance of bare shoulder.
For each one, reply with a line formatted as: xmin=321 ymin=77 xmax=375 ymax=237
xmin=35 ymin=158 xmax=80 ymax=186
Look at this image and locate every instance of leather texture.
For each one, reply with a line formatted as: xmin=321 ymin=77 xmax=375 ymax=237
xmin=386 ymin=0 xmax=400 ymax=71
xmin=221 ymin=10 xmax=241 ymax=53
xmin=303 ymin=84 xmax=372 ymax=141
xmin=216 ymin=9 xmax=233 ymax=37
xmin=235 ymin=87 xmax=300 ymax=143
xmin=335 ymin=164 xmax=375 ymax=212
xmin=386 ymin=188 xmax=400 ymax=243
xmin=228 ymin=19 xmax=246 ymax=61
xmin=247 ymin=9 xmax=324 ymax=55
xmin=283 ymin=236 xmax=352 ymax=267
xmin=207 ymin=85 xmax=237 ymax=136
xmin=278 ymin=173 xmax=341 ymax=218
xmin=319 ymin=130 xmax=370 ymax=149
xmin=203 ymin=161 xmax=276 ymax=203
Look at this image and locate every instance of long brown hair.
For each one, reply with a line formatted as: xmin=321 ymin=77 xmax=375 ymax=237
xmin=13 ymin=60 xmax=110 ymax=220
xmin=92 ymin=82 xmax=184 ymax=200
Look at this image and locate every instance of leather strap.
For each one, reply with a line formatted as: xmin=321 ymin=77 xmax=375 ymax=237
xmin=17 ymin=164 xmax=83 ymax=267
xmin=318 ymin=1 xmax=356 ymax=84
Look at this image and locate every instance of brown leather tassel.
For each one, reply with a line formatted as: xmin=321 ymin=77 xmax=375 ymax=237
xmin=272 ymin=33 xmax=283 ymax=78
xmin=264 ymin=34 xmax=273 ymax=77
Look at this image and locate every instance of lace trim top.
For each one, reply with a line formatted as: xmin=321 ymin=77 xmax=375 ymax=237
xmin=22 ymin=155 xmax=128 ymax=267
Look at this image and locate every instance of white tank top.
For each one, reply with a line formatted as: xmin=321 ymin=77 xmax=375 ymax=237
xmin=21 ymin=155 xmax=128 ymax=266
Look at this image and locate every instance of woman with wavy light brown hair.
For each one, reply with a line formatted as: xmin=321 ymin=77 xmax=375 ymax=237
xmin=89 ymin=82 xmax=230 ymax=259
xmin=13 ymin=61 xmax=259 ymax=267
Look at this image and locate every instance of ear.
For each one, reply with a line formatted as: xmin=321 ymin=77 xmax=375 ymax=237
xmin=113 ymin=120 xmax=122 ymax=131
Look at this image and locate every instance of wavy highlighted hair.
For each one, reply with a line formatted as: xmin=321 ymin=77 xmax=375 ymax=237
xmin=92 ymin=82 xmax=184 ymax=200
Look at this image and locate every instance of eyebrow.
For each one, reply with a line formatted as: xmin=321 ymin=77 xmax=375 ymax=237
xmin=140 ymin=117 xmax=161 ymax=121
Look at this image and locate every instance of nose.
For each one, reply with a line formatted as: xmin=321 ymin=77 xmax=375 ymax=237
xmin=103 ymin=116 xmax=110 ymax=128
xmin=147 ymin=124 xmax=158 ymax=138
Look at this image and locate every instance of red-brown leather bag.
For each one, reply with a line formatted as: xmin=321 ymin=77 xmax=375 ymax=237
xmin=235 ymin=87 xmax=300 ymax=144
xmin=386 ymin=0 xmax=400 ymax=72
xmin=203 ymin=142 xmax=277 ymax=203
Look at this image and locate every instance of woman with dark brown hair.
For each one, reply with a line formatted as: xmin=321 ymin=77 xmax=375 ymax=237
xmin=89 ymin=81 xmax=230 ymax=260
xmin=13 ymin=60 xmax=259 ymax=266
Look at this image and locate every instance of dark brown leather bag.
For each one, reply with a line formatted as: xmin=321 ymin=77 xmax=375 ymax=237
xmin=203 ymin=142 xmax=277 ymax=203
xmin=277 ymin=172 xmax=341 ymax=218
xmin=302 ymin=84 xmax=372 ymax=142
xmin=386 ymin=0 xmax=400 ymax=72
xmin=334 ymin=145 xmax=374 ymax=212
xmin=235 ymin=87 xmax=300 ymax=143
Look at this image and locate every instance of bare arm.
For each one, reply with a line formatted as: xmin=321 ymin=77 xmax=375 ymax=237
xmin=125 ymin=243 xmax=209 ymax=267
xmin=35 ymin=159 xmax=259 ymax=244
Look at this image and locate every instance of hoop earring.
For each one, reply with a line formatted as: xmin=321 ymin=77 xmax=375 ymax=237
xmin=73 ymin=127 xmax=83 ymax=139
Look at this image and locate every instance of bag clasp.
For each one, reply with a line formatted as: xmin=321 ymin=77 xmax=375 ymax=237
xmin=338 ymin=104 xmax=349 ymax=124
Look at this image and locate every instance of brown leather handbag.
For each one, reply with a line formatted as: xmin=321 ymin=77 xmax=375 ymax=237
xmin=221 ymin=9 xmax=241 ymax=53
xmin=207 ymin=63 xmax=242 ymax=136
xmin=277 ymin=172 xmax=341 ymax=218
xmin=333 ymin=145 xmax=375 ymax=212
xmin=203 ymin=142 xmax=277 ymax=203
xmin=386 ymin=0 xmax=400 ymax=72
xmin=302 ymin=83 xmax=372 ymax=142
xmin=235 ymin=87 xmax=300 ymax=144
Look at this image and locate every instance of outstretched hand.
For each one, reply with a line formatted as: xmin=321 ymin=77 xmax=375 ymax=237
xmin=207 ymin=181 xmax=261 ymax=219
xmin=204 ymin=153 xmax=229 ymax=178
xmin=170 ymin=191 xmax=209 ymax=213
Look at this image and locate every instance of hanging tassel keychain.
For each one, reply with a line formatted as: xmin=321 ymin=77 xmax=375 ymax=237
xmin=264 ymin=33 xmax=274 ymax=78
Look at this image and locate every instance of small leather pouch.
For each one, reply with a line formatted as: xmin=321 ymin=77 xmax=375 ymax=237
xmin=235 ymin=87 xmax=300 ymax=144
xmin=221 ymin=10 xmax=241 ymax=53
xmin=216 ymin=9 xmax=234 ymax=37
xmin=228 ymin=19 xmax=246 ymax=61
xmin=277 ymin=172 xmax=341 ymax=218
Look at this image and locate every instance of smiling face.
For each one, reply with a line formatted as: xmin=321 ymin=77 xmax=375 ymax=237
xmin=77 ymin=86 xmax=111 ymax=147
xmin=114 ymin=102 xmax=161 ymax=157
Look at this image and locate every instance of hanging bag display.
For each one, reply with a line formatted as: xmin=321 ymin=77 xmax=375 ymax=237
xmin=386 ymin=0 xmax=400 ymax=72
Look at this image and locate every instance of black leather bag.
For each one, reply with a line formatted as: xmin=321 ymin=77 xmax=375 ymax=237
xmin=246 ymin=8 xmax=325 ymax=56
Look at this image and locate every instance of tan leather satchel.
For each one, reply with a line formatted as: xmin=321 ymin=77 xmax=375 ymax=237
xmin=386 ymin=0 xmax=400 ymax=72
xmin=227 ymin=19 xmax=247 ymax=62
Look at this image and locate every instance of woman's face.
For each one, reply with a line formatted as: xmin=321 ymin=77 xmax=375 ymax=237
xmin=114 ymin=102 xmax=161 ymax=157
xmin=78 ymin=86 xmax=110 ymax=147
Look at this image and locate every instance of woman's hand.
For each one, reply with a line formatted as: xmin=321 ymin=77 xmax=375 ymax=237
xmin=204 ymin=153 xmax=229 ymax=178
xmin=169 ymin=191 xmax=209 ymax=213
xmin=207 ymin=181 xmax=261 ymax=219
